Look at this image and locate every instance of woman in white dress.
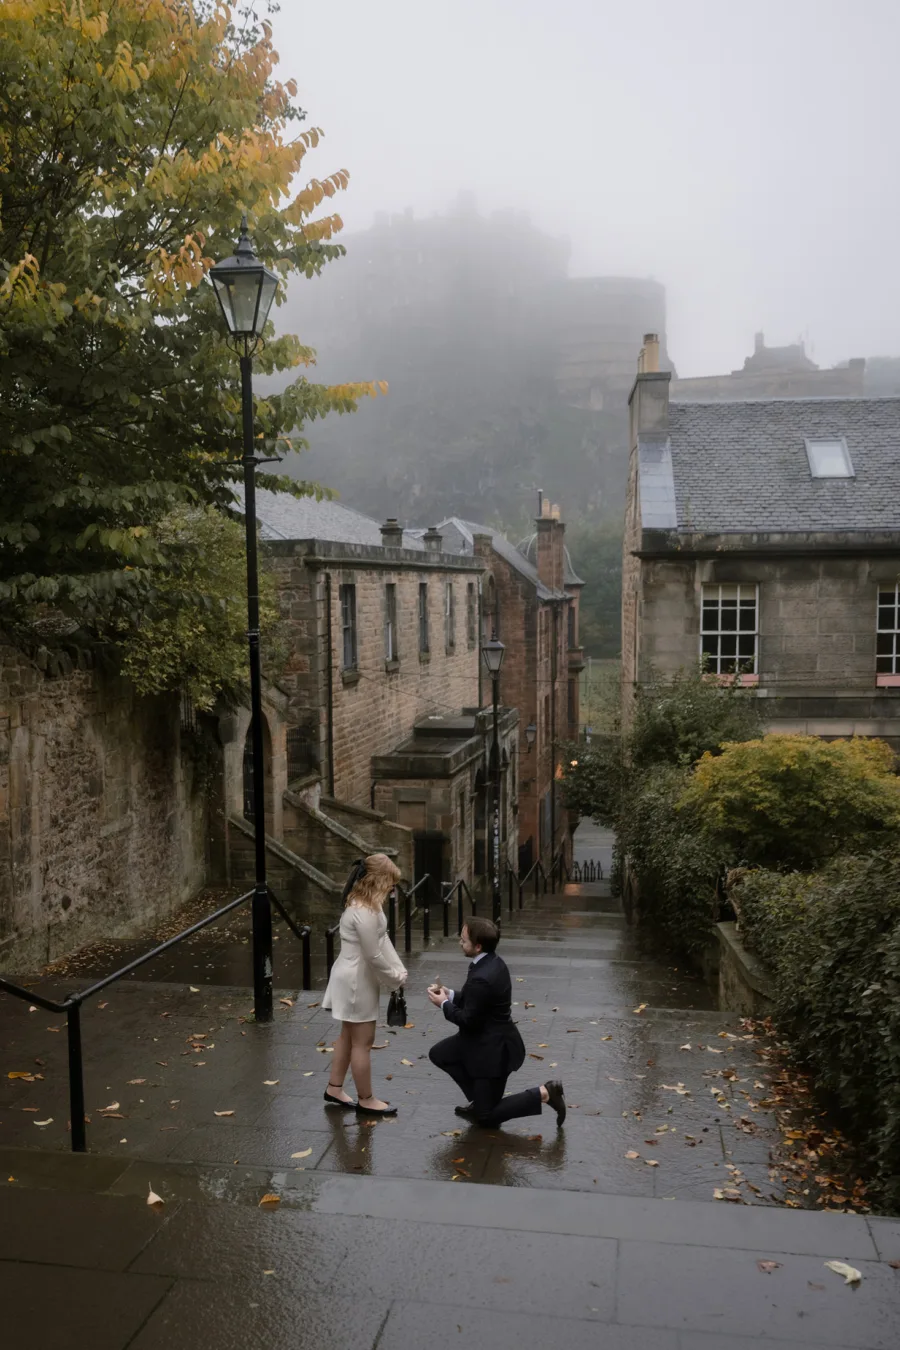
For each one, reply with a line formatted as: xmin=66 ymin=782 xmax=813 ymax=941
xmin=321 ymin=853 xmax=408 ymax=1117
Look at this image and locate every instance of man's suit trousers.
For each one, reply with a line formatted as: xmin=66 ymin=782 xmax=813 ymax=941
xmin=429 ymin=1034 xmax=542 ymax=1127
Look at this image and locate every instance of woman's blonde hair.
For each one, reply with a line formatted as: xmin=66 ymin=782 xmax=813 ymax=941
xmin=345 ymin=853 xmax=401 ymax=910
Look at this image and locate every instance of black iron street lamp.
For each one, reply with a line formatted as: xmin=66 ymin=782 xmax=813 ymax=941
xmin=210 ymin=218 xmax=280 ymax=1023
xmin=481 ymin=633 xmax=505 ymax=924
xmin=524 ymin=720 xmax=537 ymax=752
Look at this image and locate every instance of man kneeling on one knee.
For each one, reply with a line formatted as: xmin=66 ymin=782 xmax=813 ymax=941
xmin=427 ymin=917 xmax=566 ymax=1128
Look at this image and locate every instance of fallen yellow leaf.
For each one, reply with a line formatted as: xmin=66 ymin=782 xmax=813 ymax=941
xmin=8 ymin=1071 xmax=34 ymax=1080
xmin=291 ymin=1148 xmax=313 ymax=1159
xmin=279 ymin=998 xmax=295 ymax=1008
xmin=824 ymin=1260 xmax=862 ymax=1285
xmin=263 ymin=1080 xmax=279 ymax=1086
xmin=189 ymin=986 xmax=199 ymax=993
xmin=625 ymin=1150 xmax=640 ymax=1159
xmin=147 ymin=1186 xmax=165 ymax=1208
xmin=214 ymin=1110 xmax=235 ymax=1117
xmin=259 ymin=1193 xmax=281 ymax=1207
xmin=34 ymin=1118 xmax=53 ymax=1127
xmin=645 ymin=1159 xmax=660 ymax=1167
xmin=400 ymin=1058 xmax=414 ymax=1066
xmin=633 ymin=1003 xmax=648 ymax=1015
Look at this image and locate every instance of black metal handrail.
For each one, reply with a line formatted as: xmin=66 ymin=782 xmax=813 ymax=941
xmin=399 ymin=874 xmax=431 ymax=953
xmin=549 ymin=847 xmax=570 ymax=892
xmin=441 ymin=878 xmax=477 ymax=935
xmin=0 ymin=885 xmax=312 ymax=1153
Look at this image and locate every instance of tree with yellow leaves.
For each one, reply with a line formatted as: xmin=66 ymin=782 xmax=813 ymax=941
xmin=0 ymin=0 xmax=382 ymax=688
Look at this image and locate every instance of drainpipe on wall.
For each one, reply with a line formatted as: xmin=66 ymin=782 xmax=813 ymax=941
xmin=325 ymin=573 xmax=335 ymax=797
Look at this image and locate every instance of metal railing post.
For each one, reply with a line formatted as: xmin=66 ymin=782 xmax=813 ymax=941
xmin=326 ymin=925 xmax=336 ymax=977
xmin=388 ymin=891 xmax=396 ymax=946
xmin=423 ymin=895 xmax=430 ymax=944
xmin=67 ymin=1001 xmax=86 ymax=1153
xmin=404 ymin=886 xmax=412 ymax=953
xmin=457 ymin=886 xmax=464 ymax=935
xmin=302 ymin=927 xmax=311 ymax=991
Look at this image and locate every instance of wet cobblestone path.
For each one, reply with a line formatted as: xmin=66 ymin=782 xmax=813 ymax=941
xmin=1 ymin=825 xmax=793 ymax=1207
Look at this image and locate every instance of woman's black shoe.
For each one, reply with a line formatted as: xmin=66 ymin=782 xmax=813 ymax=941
xmin=324 ymin=1086 xmax=357 ymax=1109
xmin=356 ymin=1100 xmax=398 ymax=1117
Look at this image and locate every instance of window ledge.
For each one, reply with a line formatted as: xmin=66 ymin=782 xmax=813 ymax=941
xmin=419 ymin=650 xmax=431 ymax=664
xmin=385 ymin=658 xmax=400 ymax=674
xmin=876 ymin=674 xmax=900 ymax=687
xmin=341 ymin=668 xmax=361 ymax=687
xmin=703 ymin=673 xmax=759 ymax=687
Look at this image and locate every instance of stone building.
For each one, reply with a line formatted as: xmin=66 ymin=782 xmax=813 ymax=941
xmin=671 ymin=331 xmax=866 ymax=402
xmin=226 ymin=492 xmax=518 ymax=908
xmin=623 ymin=335 xmax=900 ymax=742
xmin=424 ymin=502 xmax=584 ymax=874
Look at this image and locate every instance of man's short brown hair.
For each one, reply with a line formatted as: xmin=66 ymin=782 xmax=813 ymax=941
xmin=464 ymin=916 xmax=499 ymax=953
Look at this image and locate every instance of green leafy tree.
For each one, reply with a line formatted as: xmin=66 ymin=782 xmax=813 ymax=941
xmin=0 ymin=0 xmax=383 ymax=682
xmin=115 ymin=506 xmax=281 ymax=710
xmin=681 ymin=734 xmax=900 ymax=871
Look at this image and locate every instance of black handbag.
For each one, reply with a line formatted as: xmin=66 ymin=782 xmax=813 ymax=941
xmin=386 ymin=988 xmax=407 ymax=1027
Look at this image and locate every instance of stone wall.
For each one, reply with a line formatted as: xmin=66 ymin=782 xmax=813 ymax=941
xmin=0 ymin=644 xmax=210 ymax=969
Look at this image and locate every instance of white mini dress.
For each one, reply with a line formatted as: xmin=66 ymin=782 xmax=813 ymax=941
xmin=322 ymin=902 xmax=407 ymax=1023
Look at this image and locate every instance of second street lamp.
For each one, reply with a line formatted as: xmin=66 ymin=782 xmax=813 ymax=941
xmin=481 ymin=633 xmax=505 ymax=924
xmin=210 ymin=217 xmax=280 ymax=1024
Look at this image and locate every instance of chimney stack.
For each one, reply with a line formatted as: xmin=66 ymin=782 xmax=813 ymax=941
xmin=638 ymin=332 xmax=660 ymax=373
xmin=423 ymin=526 xmax=443 ymax=553
xmin=629 ymin=338 xmax=671 ymax=441
xmin=380 ymin=518 xmax=404 ymax=548
xmin=535 ymin=497 xmax=565 ymax=592
xmin=754 ymin=330 xmax=765 ymax=354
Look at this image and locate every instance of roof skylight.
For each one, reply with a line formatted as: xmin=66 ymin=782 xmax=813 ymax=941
xmin=805 ymin=437 xmax=854 ymax=478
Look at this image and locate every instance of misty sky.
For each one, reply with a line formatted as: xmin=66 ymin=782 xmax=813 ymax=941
xmin=276 ymin=0 xmax=900 ymax=378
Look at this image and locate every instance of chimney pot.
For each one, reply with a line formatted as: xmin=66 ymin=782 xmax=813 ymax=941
xmin=754 ymin=330 xmax=765 ymax=353
xmin=380 ymin=517 xmax=404 ymax=547
xmin=540 ymin=498 xmax=551 ymax=519
xmin=423 ymin=526 xmax=443 ymax=553
xmin=550 ymin=503 xmax=561 ymax=521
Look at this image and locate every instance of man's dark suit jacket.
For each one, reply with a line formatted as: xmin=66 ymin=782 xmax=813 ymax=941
xmin=441 ymin=951 xmax=526 ymax=1079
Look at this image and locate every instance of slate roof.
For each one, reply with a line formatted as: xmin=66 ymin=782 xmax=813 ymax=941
xmin=425 ymin=518 xmax=566 ymax=600
xmin=231 ymin=486 xmax=424 ymax=549
xmin=643 ymin=397 xmax=900 ymax=533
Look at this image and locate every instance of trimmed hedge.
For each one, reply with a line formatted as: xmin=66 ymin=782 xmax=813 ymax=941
xmin=732 ymin=852 xmax=900 ymax=1209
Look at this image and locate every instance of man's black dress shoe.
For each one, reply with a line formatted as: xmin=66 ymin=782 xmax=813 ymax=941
xmin=544 ymin=1079 xmax=566 ymax=1126
xmin=455 ymin=1103 xmax=478 ymax=1119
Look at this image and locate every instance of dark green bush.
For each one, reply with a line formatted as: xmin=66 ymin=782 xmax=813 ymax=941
xmin=732 ymin=853 xmax=900 ymax=1210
